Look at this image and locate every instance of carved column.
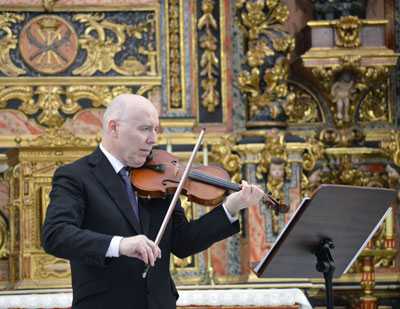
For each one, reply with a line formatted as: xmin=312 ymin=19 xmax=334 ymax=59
xmin=360 ymin=241 xmax=376 ymax=309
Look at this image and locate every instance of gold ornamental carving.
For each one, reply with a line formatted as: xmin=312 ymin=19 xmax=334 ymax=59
xmin=334 ymin=16 xmax=363 ymax=48
xmin=7 ymin=140 xmax=96 ymax=287
xmin=43 ymin=0 xmax=59 ymax=12
xmin=198 ymin=0 xmax=220 ymax=113
xmin=381 ymin=130 xmax=400 ymax=167
xmin=234 ymin=0 xmax=295 ymax=125
xmin=0 ymin=86 xmax=33 ymax=108
xmin=20 ymin=86 xmax=81 ymax=127
xmin=0 ymin=210 xmax=9 ymax=260
xmin=238 ymin=56 xmax=293 ymax=120
xmin=318 ymin=126 xmax=365 ymax=147
xmin=312 ymin=55 xmax=389 ymax=126
xmin=210 ymin=135 xmax=242 ymax=184
xmin=19 ymin=15 xmax=78 ymax=75
xmin=72 ymin=12 xmax=156 ymax=76
xmin=37 ymin=257 xmax=71 ymax=279
xmin=167 ymin=0 xmax=182 ymax=109
xmin=0 ymin=85 xmax=134 ymax=128
xmin=0 ymin=13 xmax=26 ymax=77
xmin=15 ymin=128 xmax=98 ymax=147
xmin=283 ymin=82 xmax=321 ymax=124
xmin=301 ymin=137 xmax=324 ymax=172
xmin=65 ymin=85 xmax=132 ymax=109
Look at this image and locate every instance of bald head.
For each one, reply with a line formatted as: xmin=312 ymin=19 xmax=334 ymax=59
xmin=103 ymin=94 xmax=157 ymax=132
xmin=101 ymin=94 xmax=159 ymax=167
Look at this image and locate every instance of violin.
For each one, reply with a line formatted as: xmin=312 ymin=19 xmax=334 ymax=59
xmin=130 ymin=149 xmax=289 ymax=215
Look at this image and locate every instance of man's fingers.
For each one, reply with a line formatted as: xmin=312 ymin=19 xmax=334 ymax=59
xmin=120 ymin=235 xmax=161 ymax=266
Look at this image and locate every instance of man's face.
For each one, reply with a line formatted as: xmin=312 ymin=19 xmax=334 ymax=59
xmin=115 ymin=106 xmax=159 ymax=168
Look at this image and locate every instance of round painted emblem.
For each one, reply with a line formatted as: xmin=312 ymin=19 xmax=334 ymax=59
xmin=19 ymin=15 xmax=78 ymax=75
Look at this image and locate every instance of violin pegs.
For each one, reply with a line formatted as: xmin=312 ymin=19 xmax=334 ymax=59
xmin=276 ymin=197 xmax=280 ymax=202
xmin=268 ymin=190 xmax=272 ymax=196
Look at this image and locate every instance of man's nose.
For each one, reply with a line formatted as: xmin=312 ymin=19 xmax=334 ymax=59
xmin=148 ymin=130 xmax=157 ymax=144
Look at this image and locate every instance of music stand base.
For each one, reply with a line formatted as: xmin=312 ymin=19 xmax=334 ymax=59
xmin=313 ymin=239 xmax=336 ymax=309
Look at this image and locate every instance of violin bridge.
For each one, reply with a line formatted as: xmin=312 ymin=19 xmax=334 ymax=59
xmin=173 ymin=164 xmax=179 ymax=176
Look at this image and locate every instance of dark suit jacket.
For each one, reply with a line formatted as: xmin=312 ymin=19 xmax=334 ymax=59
xmin=42 ymin=147 xmax=239 ymax=309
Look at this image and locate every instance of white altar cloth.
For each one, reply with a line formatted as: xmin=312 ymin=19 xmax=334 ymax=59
xmin=0 ymin=288 xmax=312 ymax=308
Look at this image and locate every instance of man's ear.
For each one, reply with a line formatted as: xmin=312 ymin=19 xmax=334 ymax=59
xmin=108 ymin=120 xmax=118 ymax=137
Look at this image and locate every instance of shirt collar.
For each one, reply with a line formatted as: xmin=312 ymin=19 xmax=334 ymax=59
xmin=99 ymin=143 xmax=125 ymax=174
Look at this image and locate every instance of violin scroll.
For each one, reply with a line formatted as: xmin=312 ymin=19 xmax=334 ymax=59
xmin=262 ymin=191 xmax=289 ymax=216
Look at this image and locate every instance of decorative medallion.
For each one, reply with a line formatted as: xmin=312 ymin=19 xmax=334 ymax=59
xmin=19 ymin=15 xmax=78 ymax=75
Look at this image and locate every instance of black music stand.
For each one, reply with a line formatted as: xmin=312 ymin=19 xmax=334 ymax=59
xmin=252 ymin=184 xmax=397 ymax=309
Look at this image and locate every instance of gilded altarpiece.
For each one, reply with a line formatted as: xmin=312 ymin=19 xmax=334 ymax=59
xmin=6 ymin=142 xmax=96 ymax=289
xmin=0 ymin=0 xmax=399 ymax=308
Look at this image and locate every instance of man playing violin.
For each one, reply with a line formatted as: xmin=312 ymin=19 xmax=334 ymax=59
xmin=42 ymin=94 xmax=264 ymax=309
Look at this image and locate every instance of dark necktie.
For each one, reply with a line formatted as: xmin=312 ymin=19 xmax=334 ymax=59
xmin=119 ymin=166 xmax=140 ymax=222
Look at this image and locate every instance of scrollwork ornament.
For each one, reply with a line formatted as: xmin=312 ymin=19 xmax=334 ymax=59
xmin=37 ymin=257 xmax=70 ymax=278
xmin=66 ymin=85 xmax=132 ymax=109
xmin=19 ymin=86 xmax=81 ymax=128
xmin=72 ymin=13 xmax=156 ymax=76
xmin=282 ymin=85 xmax=319 ymax=124
xmin=210 ymin=135 xmax=242 ymax=184
xmin=0 ymin=13 xmax=26 ymax=76
xmin=359 ymin=84 xmax=388 ymax=122
xmin=381 ymin=130 xmax=400 ymax=167
xmin=302 ymin=137 xmax=324 ymax=171
xmin=0 ymin=86 xmax=34 ymax=108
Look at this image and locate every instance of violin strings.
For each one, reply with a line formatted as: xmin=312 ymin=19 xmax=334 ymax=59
xmin=188 ymin=169 xmax=240 ymax=191
xmin=175 ymin=163 xmax=277 ymax=206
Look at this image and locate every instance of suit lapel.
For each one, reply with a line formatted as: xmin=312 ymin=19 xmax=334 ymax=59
xmin=89 ymin=147 xmax=142 ymax=234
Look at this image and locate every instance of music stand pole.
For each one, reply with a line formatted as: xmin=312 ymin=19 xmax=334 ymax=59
xmin=313 ymin=238 xmax=336 ymax=309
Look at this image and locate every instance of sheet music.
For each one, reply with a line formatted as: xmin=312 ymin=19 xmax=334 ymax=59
xmin=253 ymin=197 xmax=310 ymax=273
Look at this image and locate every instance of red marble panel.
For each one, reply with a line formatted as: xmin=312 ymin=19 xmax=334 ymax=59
xmin=211 ymin=238 xmax=229 ymax=276
xmin=64 ymin=109 xmax=104 ymax=135
xmin=0 ymin=111 xmax=44 ymax=136
xmin=248 ymin=205 xmax=269 ymax=264
xmin=0 ymin=261 xmax=8 ymax=282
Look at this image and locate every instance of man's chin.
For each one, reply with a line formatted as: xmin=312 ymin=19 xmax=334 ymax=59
xmin=132 ymin=158 xmax=147 ymax=168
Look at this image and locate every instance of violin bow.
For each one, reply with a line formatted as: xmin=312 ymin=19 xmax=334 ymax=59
xmin=142 ymin=127 xmax=206 ymax=278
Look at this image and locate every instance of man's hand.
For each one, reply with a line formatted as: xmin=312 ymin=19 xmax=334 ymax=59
xmin=119 ymin=235 xmax=161 ymax=266
xmin=224 ymin=180 xmax=264 ymax=216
